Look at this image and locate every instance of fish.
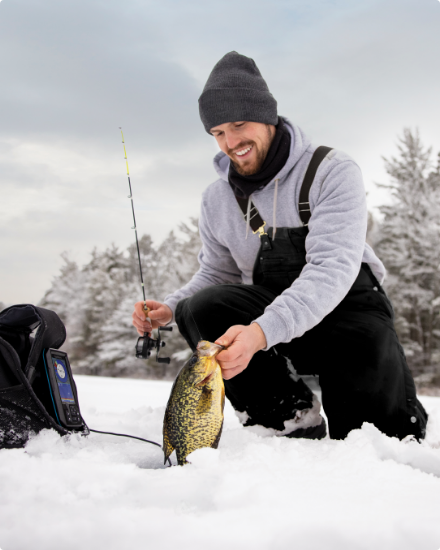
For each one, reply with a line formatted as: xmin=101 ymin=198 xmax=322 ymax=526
xmin=163 ymin=340 xmax=225 ymax=465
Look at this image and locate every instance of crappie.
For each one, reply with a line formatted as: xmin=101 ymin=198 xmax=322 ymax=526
xmin=163 ymin=340 xmax=225 ymax=465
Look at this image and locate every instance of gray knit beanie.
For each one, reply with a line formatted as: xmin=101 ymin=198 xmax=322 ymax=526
xmin=198 ymin=51 xmax=278 ymax=134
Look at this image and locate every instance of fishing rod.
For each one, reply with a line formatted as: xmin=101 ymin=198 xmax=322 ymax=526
xmin=119 ymin=128 xmax=172 ymax=364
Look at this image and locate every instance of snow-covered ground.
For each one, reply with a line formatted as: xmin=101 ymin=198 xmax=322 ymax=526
xmin=1 ymin=375 xmax=440 ymax=550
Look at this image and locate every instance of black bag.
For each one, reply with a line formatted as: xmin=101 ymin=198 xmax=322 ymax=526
xmin=0 ymin=304 xmax=87 ymax=449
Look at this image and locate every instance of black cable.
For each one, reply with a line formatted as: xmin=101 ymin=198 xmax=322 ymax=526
xmin=89 ymin=428 xmax=172 ymax=467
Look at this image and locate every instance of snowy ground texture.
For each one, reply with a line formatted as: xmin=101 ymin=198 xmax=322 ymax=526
xmin=1 ymin=376 xmax=440 ymax=550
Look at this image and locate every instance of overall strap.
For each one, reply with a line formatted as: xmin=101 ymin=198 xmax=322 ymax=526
xmin=298 ymin=146 xmax=333 ymax=226
xmin=235 ymin=196 xmax=266 ymax=235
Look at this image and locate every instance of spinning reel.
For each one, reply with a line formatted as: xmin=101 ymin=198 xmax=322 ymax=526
xmin=135 ymin=326 xmax=173 ymax=364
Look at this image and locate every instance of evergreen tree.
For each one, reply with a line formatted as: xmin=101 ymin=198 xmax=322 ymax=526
xmin=78 ymin=244 xmax=129 ymax=373
xmin=155 ymin=217 xmax=201 ymax=299
xmin=40 ymin=252 xmax=87 ymax=359
xmin=375 ymin=129 xmax=440 ymax=378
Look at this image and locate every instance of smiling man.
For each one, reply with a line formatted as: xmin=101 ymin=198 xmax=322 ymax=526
xmin=133 ymin=51 xmax=427 ymax=441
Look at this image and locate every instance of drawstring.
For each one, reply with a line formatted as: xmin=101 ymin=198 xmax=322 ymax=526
xmin=245 ymin=197 xmax=251 ymax=240
xmin=273 ymin=179 xmax=279 ymax=240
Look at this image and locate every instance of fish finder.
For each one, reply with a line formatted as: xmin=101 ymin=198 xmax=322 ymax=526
xmin=43 ymin=349 xmax=85 ymax=430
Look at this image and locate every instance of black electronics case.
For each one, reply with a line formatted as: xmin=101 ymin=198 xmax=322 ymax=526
xmin=0 ymin=304 xmax=88 ymax=449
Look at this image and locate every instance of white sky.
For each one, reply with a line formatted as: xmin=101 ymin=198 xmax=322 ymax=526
xmin=1 ymin=0 xmax=440 ymax=305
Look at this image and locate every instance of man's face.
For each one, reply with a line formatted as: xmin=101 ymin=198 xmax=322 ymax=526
xmin=210 ymin=121 xmax=276 ymax=176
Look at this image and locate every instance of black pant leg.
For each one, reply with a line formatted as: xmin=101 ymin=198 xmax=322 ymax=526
xmin=175 ymin=284 xmax=316 ymax=431
xmin=320 ymin=310 xmax=427 ymax=440
xmin=175 ymin=283 xmax=272 ymax=349
xmin=278 ymin=294 xmax=427 ymax=440
xmin=175 ymin=281 xmax=427 ymax=440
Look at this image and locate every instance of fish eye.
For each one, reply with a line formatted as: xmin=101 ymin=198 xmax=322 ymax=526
xmin=189 ymin=355 xmax=198 ymax=366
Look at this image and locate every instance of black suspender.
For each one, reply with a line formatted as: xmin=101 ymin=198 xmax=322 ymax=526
xmin=235 ymin=145 xmax=333 ymax=233
xmin=235 ymin=196 xmax=266 ymax=235
xmin=298 ymin=146 xmax=333 ymax=226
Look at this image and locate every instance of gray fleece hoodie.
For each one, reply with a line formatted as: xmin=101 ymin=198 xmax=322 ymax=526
xmin=164 ymin=118 xmax=386 ymax=350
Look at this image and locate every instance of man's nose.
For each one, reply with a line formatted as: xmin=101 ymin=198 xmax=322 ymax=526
xmin=225 ymin=132 xmax=242 ymax=151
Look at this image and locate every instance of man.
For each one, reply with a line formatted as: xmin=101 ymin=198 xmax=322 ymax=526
xmin=133 ymin=51 xmax=427 ymax=441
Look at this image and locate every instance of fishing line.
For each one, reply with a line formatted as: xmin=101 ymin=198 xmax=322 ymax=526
xmin=186 ymin=298 xmax=203 ymax=342
xmin=89 ymin=428 xmax=172 ymax=467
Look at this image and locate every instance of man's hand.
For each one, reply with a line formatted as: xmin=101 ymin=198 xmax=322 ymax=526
xmin=215 ymin=323 xmax=267 ymax=380
xmin=132 ymin=300 xmax=173 ymax=336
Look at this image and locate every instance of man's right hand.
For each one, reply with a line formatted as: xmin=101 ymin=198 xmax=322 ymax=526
xmin=132 ymin=300 xmax=173 ymax=336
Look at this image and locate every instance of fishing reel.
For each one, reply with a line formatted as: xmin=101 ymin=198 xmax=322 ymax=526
xmin=135 ymin=326 xmax=173 ymax=364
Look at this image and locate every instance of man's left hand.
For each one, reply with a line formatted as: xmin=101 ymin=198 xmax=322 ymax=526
xmin=215 ymin=323 xmax=267 ymax=380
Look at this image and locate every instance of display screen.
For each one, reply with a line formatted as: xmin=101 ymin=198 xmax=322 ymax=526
xmin=51 ymin=356 xmax=75 ymax=404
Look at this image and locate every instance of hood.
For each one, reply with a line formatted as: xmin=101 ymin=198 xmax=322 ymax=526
xmin=212 ymin=117 xmax=311 ymax=188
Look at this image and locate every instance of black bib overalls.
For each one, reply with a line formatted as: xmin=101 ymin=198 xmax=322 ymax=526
xmin=175 ymin=151 xmax=427 ymax=441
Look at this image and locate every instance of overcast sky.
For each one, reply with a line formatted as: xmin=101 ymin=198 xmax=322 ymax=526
xmin=1 ymin=0 xmax=440 ymax=305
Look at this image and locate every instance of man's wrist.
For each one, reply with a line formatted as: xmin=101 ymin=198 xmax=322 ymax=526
xmin=250 ymin=322 xmax=267 ymax=352
xmin=162 ymin=303 xmax=174 ymax=324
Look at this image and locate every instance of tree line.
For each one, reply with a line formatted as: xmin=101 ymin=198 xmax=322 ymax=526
xmin=40 ymin=218 xmax=201 ymax=379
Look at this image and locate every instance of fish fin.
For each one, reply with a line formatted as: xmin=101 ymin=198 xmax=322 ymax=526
xmin=211 ymin=419 xmax=224 ymax=450
xmin=163 ymin=415 xmax=174 ymax=464
xmin=196 ymin=386 xmax=214 ymax=415
xmin=163 ymin=432 xmax=174 ymax=465
xmin=176 ymin=448 xmax=189 ymax=466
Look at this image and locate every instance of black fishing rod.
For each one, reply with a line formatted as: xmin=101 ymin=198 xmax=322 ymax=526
xmin=119 ymin=128 xmax=172 ymax=363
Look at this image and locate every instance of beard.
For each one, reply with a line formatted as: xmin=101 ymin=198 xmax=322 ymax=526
xmin=228 ymin=125 xmax=274 ymax=176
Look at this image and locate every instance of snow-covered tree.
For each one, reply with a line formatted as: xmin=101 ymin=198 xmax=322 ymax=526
xmin=40 ymin=252 xmax=88 ymax=359
xmin=154 ymin=218 xmax=201 ymax=300
xmin=375 ymin=129 xmax=440 ymax=377
xmin=40 ymin=220 xmax=201 ymax=379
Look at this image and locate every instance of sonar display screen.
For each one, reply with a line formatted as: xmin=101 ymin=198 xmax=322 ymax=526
xmin=51 ymin=357 xmax=75 ymax=404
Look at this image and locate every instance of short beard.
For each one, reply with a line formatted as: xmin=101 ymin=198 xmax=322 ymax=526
xmin=229 ymin=125 xmax=275 ymax=176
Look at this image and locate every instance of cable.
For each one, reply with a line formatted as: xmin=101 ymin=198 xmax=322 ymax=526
xmin=89 ymin=428 xmax=172 ymax=467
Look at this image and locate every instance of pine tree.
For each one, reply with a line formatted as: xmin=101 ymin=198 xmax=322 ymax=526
xmin=375 ymin=129 xmax=440 ymax=379
xmin=40 ymin=252 xmax=87 ymax=359
xmin=155 ymin=217 xmax=201 ymax=298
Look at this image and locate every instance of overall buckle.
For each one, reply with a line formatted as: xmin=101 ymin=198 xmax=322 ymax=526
xmin=253 ymin=222 xmax=267 ymax=238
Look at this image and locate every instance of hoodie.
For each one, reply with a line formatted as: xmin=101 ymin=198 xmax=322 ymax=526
xmin=164 ymin=118 xmax=386 ymax=350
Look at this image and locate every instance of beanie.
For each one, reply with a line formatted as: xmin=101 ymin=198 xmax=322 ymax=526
xmin=198 ymin=51 xmax=278 ymax=134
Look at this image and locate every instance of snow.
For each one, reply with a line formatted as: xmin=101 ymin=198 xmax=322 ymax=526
xmin=1 ymin=375 xmax=440 ymax=550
